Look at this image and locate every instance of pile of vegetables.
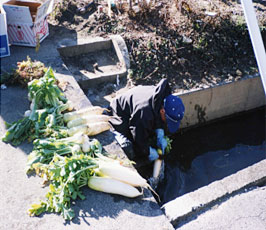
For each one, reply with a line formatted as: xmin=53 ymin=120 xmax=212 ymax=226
xmin=27 ymin=151 xmax=154 ymax=220
xmin=64 ymin=107 xmax=112 ymax=137
xmin=2 ymin=66 xmax=155 ymax=220
xmin=12 ymin=56 xmax=48 ymax=87
xmin=2 ymin=67 xmax=71 ymax=145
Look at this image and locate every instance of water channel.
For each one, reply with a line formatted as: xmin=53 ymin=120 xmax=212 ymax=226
xmin=155 ymin=107 xmax=266 ymax=205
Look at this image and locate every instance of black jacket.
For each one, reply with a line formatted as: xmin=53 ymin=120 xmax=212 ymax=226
xmin=109 ymin=79 xmax=171 ymax=158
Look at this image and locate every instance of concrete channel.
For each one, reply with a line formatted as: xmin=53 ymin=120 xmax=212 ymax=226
xmin=1 ymin=34 xmax=265 ymax=230
xmin=177 ymin=73 xmax=265 ymax=129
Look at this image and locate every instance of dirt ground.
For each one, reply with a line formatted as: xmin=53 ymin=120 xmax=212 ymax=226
xmin=46 ymin=0 xmax=266 ymax=93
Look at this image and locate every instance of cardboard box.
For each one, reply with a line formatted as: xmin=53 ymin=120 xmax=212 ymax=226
xmin=0 ymin=5 xmax=10 ymax=57
xmin=3 ymin=0 xmax=53 ymax=47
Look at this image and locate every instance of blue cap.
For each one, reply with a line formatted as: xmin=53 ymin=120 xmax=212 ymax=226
xmin=164 ymin=95 xmax=185 ymax=133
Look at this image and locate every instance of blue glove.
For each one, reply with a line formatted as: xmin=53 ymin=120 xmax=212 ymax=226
xmin=149 ymin=147 xmax=159 ymax=161
xmin=155 ymin=129 xmax=167 ymax=154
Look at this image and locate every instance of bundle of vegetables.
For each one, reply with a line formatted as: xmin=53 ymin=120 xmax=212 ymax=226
xmin=26 ymin=104 xmax=71 ymax=140
xmin=90 ymin=160 xmax=154 ymax=196
xmin=24 ymin=108 xmax=148 ymax=221
xmin=64 ymin=107 xmax=112 ymax=136
xmin=12 ymin=56 xmax=48 ymax=87
xmin=26 ymin=133 xmax=102 ymax=173
xmin=28 ymin=154 xmax=98 ymax=220
xmin=2 ymin=116 xmax=33 ymax=146
xmin=27 ymin=67 xmax=69 ymax=114
xmin=26 ymin=134 xmax=82 ymax=173
xmin=2 ymin=64 xmax=111 ymax=145
xmin=28 ymin=151 xmax=156 ymax=220
xmin=2 ymin=67 xmax=72 ymax=145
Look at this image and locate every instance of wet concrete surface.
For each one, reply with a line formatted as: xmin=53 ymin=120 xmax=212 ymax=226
xmin=157 ymin=107 xmax=266 ymax=204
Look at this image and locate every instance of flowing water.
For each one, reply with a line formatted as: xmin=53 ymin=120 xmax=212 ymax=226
xmin=156 ymin=107 xmax=266 ymax=205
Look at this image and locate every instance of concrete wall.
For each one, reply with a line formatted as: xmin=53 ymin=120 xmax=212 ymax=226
xmin=177 ymin=75 xmax=265 ymax=129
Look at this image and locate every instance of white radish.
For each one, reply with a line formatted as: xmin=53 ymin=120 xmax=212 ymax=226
xmin=87 ymin=122 xmax=111 ymax=136
xmin=67 ymin=115 xmax=110 ymax=128
xmin=98 ymin=161 xmax=161 ymax=201
xmin=71 ymin=144 xmax=81 ymax=154
xmin=63 ymin=106 xmax=109 ymax=122
xmin=82 ymin=135 xmax=91 ymax=152
xmin=60 ymin=133 xmax=85 ymax=144
xmin=67 ymin=125 xmax=89 ymax=136
xmin=24 ymin=110 xmax=32 ymax=117
xmin=98 ymin=162 xmax=147 ymax=187
xmin=88 ymin=176 xmax=143 ymax=198
xmin=30 ymin=100 xmax=35 ymax=111
xmin=153 ymin=159 xmax=162 ymax=178
xmin=28 ymin=92 xmax=32 ymax=101
xmin=68 ymin=122 xmax=111 ymax=137
xmin=65 ymin=100 xmax=74 ymax=111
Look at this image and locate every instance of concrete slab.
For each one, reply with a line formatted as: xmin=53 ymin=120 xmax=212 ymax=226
xmin=57 ymin=37 xmax=127 ymax=89
xmin=162 ymin=160 xmax=266 ymax=228
xmin=178 ymin=186 xmax=266 ymax=230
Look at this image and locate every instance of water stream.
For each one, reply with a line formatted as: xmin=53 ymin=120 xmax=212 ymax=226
xmin=156 ymin=107 xmax=266 ymax=205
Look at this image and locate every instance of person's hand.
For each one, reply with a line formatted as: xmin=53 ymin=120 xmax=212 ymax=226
xmin=159 ymin=137 xmax=167 ymax=155
xmin=155 ymin=129 xmax=167 ymax=154
xmin=149 ymin=147 xmax=159 ymax=161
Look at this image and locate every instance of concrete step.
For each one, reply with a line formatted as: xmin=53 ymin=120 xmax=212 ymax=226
xmin=162 ymin=159 xmax=266 ymax=228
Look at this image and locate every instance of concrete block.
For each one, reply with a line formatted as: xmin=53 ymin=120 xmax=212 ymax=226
xmin=178 ymin=76 xmax=265 ymax=128
xmin=162 ymin=160 xmax=266 ymax=227
xmin=57 ymin=36 xmax=128 ymax=89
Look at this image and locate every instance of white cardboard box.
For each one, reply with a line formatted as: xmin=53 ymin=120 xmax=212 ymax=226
xmin=0 ymin=5 xmax=10 ymax=57
xmin=3 ymin=0 xmax=53 ymax=47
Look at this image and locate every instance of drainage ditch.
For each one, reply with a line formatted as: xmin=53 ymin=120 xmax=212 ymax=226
xmin=67 ymin=39 xmax=265 ymax=208
xmin=139 ymin=107 xmax=265 ymax=205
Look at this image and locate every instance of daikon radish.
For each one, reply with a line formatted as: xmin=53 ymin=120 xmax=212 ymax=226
xmin=88 ymin=176 xmax=143 ymax=198
xmin=87 ymin=122 xmax=111 ymax=136
xmin=67 ymin=125 xmax=89 ymax=136
xmin=153 ymin=159 xmax=162 ymax=178
xmin=98 ymin=162 xmax=147 ymax=187
xmin=63 ymin=106 xmax=109 ymax=122
xmin=82 ymin=135 xmax=91 ymax=152
xmin=24 ymin=110 xmax=32 ymax=117
xmin=65 ymin=100 xmax=74 ymax=111
xmin=68 ymin=122 xmax=111 ymax=137
xmin=98 ymin=161 xmax=160 ymax=201
xmin=153 ymin=149 xmax=163 ymax=178
xmin=67 ymin=115 xmax=110 ymax=128
xmin=59 ymin=132 xmax=86 ymax=144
